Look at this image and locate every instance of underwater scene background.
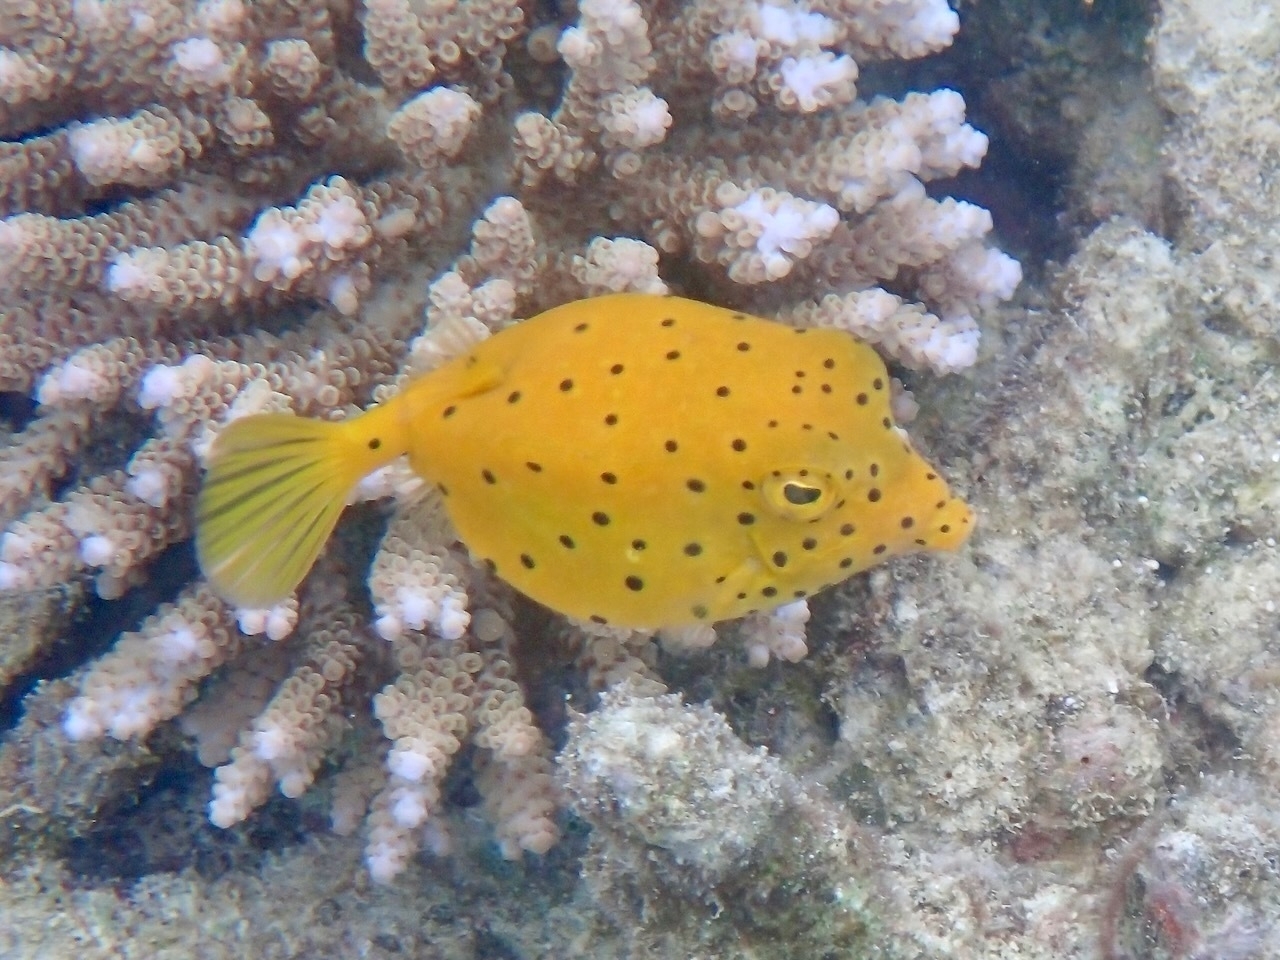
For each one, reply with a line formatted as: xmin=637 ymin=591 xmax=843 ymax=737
xmin=2 ymin=0 xmax=1278 ymax=955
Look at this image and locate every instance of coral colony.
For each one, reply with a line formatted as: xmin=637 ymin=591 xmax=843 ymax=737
xmin=0 ymin=0 xmax=1016 ymax=884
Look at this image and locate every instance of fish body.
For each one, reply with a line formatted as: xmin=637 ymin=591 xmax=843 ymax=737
xmin=197 ymin=293 xmax=973 ymax=628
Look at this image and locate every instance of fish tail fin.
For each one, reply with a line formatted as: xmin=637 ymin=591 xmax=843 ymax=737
xmin=196 ymin=411 xmax=389 ymax=607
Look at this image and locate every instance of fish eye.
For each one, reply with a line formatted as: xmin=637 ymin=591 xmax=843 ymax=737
xmin=762 ymin=470 xmax=836 ymax=521
xmin=783 ymin=482 xmax=822 ymax=505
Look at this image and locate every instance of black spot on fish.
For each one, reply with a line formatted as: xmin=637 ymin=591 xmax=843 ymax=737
xmin=868 ymin=489 xmax=881 ymax=502
xmin=508 ymin=391 xmax=521 ymax=403
xmin=692 ymin=604 xmax=708 ymax=619
xmin=823 ymin=358 xmax=835 ymax=369
xmin=482 ymin=469 xmax=496 ymax=484
xmin=840 ymin=523 xmax=855 ymax=536
xmin=737 ymin=342 xmax=750 ymax=351
xmin=526 ymin=461 xmax=542 ymax=472
xmin=684 ymin=542 xmax=702 ymax=556
xmin=731 ymin=439 xmax=746 ymax=452
xmin=687 ymin=478 xmax=706 ymax=492
xmin=625 ymin=575 xmax=644 ymax=591
xmin=601 ymin=471 xmax=617 ymax=484
xmin=443 ymin=405 xmax=456 ymax=418
xmin=762 ymin=586 xmax=777 ymax=598
xmin=737 ymin=512 xmax=755 ymax=525
xmin=631 ymin=538 xmax=647 ymax=550
xmin=661 ymin=317 xmax=676 ymax=327
xmin=856 ymin=393 xmax=868 ymax=405
xmin=559 ymin=535 xmax=575 ymax=548
xmin=604 ymin=413 xmax=618 ymax=426
xmin=666 ymin=350 xmax=681 ymax=360
xmin=574 ymin=322 xmax=588 ymax=332
xmin=901 ymin=516 xmax=914 ymax=529
xmin=802 ymin=538 xmax=817 ymax=550
xmin=559 ymin=378 xmax=573 ymax=391
xmin=716 ymin=386 xmax=731 ymax=397
xmin=839 ymin=557 xmax=853 ymax=569
xmin=368 ymin=438 xmax=381 ymax=450
xmin=873 ymin=544 xmax=886 ymax=555
xmin=665 ymin=439 xmax=678 ymax=452
xmin=592 ymin=511 xmax=610 ymax=526
xmin=520 ymin=553 xmax=535 ymax=569
xmin=772 ymin=551 xmax=787 ymax=567
xmin=610 ymin=363 xmax=624 ymax=375
xmin=873 ymin=378 xmax=884 ymax=390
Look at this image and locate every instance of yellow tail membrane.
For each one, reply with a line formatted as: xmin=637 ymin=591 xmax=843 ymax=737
xmin=196 ymin=413 xmax=388 ymax=607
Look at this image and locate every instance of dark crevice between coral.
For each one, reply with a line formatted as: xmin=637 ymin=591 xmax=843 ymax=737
xmin=58 ymin=750 xmax=313 ymax=887
xmin=1142 ymin=662 xmax=1243 ymax=782
xmin=873 ymin=0 xmax=1157 ymax=280
xmin=503 ymin=594 xmax=579 ymax=751
xmin=0 ymin=540 xmax=197 ymax=735
xmin=471 ymin=924 xmax=524 ymax=960
xmin=860 ymin=77 xmax=1070 ymax=285
xmin=63 ymin=410 xmax=157 ymax=497
xmin=0 ymin=391 xmax=38 ymax=432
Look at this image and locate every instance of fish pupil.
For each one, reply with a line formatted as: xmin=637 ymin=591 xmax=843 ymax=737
xmin=783 ymin=482 xmax=822 ymax=505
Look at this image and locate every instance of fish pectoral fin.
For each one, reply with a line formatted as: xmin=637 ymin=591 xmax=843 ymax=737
xmin=718 ymin=555 xmax=767 ymax=604
xmin=748 ymin=528 xmax=786 ymax=576
xmin=453 ymin=352 xmax=505 ymax=398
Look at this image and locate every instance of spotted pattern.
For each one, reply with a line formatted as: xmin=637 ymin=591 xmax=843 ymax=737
xmin=410 ymin=292 xmax=973 ymax=630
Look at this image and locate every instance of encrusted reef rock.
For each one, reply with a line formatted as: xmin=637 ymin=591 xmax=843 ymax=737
xmin=558 ymin=683 xmax=892 ymax=958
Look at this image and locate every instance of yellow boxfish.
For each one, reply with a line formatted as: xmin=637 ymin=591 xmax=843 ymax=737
xmin=196 ymin=293 xmax=973 ymax=629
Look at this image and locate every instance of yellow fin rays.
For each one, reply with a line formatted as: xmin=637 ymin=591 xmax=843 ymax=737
xmin=196 ymin=414 xmax=365 ymax=607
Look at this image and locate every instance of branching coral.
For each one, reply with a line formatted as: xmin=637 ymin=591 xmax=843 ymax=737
xmin=0 ymin=0 xmax=1016 ymax=881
